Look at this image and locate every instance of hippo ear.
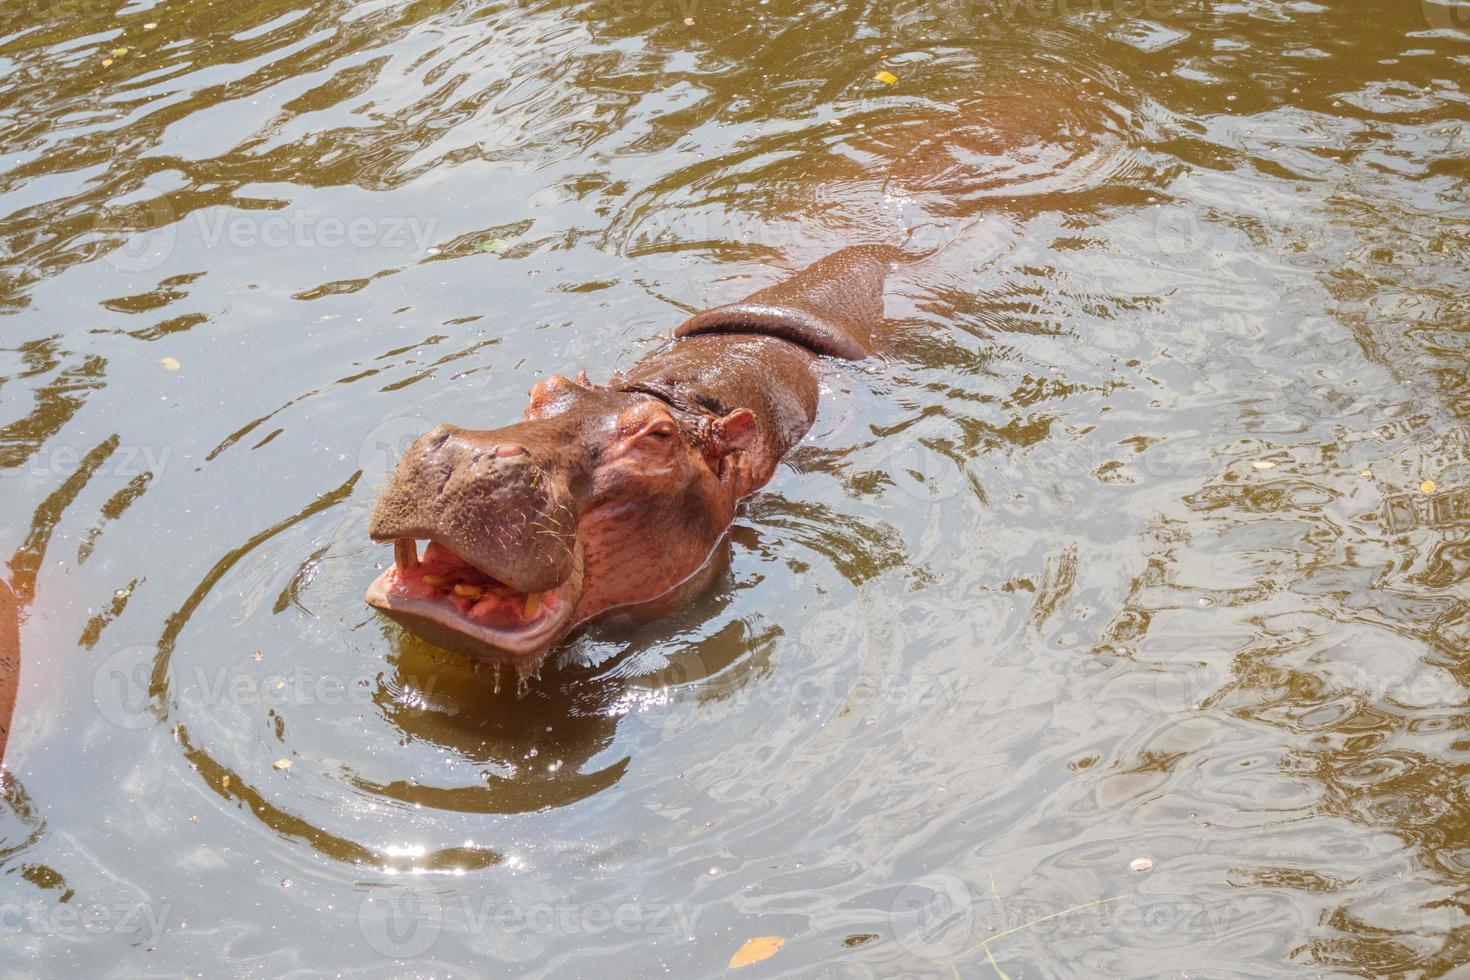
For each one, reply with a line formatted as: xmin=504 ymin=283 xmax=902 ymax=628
xmin=674 ymin=245 xmax=901 ymax=360
xmin=719 ymin=409 xmax=757 ymax=453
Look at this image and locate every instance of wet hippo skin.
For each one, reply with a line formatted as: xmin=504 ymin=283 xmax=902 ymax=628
xmin=366 ymin=244 xmax=902 ymax=670
xmin=0 ymin=577 xmax=18 ymax=761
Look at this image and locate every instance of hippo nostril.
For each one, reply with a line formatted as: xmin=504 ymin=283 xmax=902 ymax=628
xmin=495 ymin=444 xmax=528 ymax=459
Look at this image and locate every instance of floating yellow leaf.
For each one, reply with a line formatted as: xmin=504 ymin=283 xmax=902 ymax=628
xmin=1422 ymin=480 xmax=1437 ymax=494
xmin=1360 ymin=469 xmax=1373 ymax=478
xmin=101 ymin=58 xmax=113 ymax=67
xmin=874 ymin=70 xmax=898 ymax=85
xmin=160 ymin=356 xmax=180 ymax=371
xmin=112 ymin=47 xmax=130 ymax=56
xmin=729 ymin=936 xmax=783 ymax=969
xmin=273 ymin=758 xmax=292 ymax=770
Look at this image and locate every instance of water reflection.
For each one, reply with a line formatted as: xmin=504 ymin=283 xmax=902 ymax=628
xmin=1 ymin=0 xmax=1469 ymax=973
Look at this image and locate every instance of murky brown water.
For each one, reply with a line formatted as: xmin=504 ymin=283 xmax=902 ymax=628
xmin=2 ymin=0 xmax=1468 ymax=974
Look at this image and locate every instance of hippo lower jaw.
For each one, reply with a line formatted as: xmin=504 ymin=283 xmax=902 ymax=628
xmin=364 ymin=538 xmax=584 ymax=663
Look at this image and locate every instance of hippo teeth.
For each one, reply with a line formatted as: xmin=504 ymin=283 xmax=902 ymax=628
xmin=389 ymin=539 xmax=547 ymax=614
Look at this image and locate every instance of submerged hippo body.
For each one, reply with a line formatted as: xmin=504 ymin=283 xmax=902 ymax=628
xmin=366 ymin=245 xmax=901 ymax=667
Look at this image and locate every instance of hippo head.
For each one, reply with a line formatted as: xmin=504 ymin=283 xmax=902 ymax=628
xmin=366 ymin=372 xmax=756 ymax=665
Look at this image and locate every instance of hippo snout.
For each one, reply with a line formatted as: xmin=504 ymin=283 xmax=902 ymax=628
xmin=368 ymin=424 xmax=578 ymax=595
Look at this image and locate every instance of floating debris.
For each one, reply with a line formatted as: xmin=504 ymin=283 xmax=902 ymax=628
xmin=1130 ymin=856 xmax=1154 ymax=872
xmin=273 ymin=758 xmax=292 ymax=770
xmin=730 ymin=936 xmax=783 ymax=969
xmin=160 ymin=356 xmax=180 ymax=371
xmin=874 ymin=70 xmax=898 ymax=85
xmin=1422 ymin=480 xmax=1437 ymax=494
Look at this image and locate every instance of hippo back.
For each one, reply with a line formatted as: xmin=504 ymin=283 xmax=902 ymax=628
xmin=672 ymin=245 xmax=900 ymax=360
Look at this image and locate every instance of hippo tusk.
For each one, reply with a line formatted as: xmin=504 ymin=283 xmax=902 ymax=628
xmin=523 ymin=592 xmax=541 ymax=619
xmin=395 ymin=538 xmax=420 ymax=570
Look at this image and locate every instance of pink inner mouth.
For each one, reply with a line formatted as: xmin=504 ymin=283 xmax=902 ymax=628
xmin=379 ymin=540 xmax=563 ymax=631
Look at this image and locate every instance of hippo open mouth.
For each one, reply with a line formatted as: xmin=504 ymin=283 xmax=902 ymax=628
xmin=365 ymin=537 xmax=585 ymax=660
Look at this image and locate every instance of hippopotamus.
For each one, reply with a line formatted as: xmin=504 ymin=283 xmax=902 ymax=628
xmin=366 ymin=245 xmax=904 ymax=669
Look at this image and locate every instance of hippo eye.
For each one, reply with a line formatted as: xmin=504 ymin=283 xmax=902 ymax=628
xmin=643 ymin=421 xmax=676 ymax=441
